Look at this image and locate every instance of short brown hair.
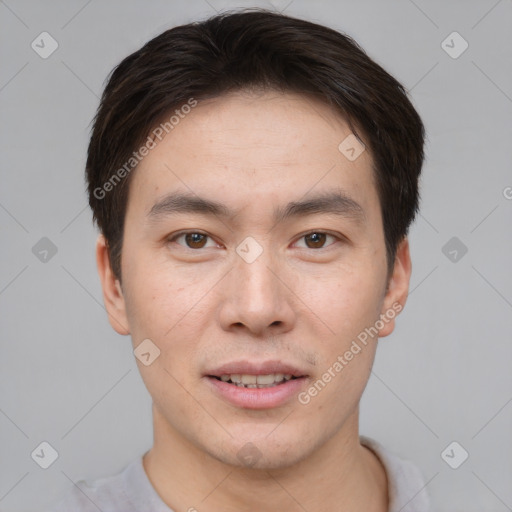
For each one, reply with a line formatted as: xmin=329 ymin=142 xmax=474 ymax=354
xmin=86 ymin=8 xmax=425 ymax=281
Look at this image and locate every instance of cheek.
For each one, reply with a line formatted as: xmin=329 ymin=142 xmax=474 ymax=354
xmin=302 ymin=266 xmax=383 ymax=342
xmin=297 ymin=269 xmax=382 ymax=397
xmin=122 ymin=253 xmax=217 ymax=389
xmin=303 ymin=334 xmax=378 ymax=424
xmin=122 ymin=248 xmax=207 ymax=339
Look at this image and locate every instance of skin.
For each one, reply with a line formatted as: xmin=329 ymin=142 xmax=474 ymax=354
xmin=96 ymin=90 xmax=412 ymax=512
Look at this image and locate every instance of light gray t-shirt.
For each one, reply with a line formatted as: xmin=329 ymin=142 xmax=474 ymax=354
xmin=49 ymin=436 xmax=431 ymax=511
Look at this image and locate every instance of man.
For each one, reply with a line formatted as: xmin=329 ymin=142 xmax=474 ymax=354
xmin=52 ymin=8 xmax=430 ymax=511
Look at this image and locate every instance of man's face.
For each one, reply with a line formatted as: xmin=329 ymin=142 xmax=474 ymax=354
xmin=99 ymin=90 xmax=410 ymax=469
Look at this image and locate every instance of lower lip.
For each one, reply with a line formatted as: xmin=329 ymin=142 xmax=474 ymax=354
xmin=205 ymin=376 xmax=308 ymax=410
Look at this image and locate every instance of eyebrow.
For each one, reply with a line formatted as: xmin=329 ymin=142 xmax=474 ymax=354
xmin=147 ymin=190 xmax=366 ymax=226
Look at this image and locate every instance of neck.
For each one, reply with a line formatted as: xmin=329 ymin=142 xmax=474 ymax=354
xmin=143 ymin=405 xmax=388 ymax=512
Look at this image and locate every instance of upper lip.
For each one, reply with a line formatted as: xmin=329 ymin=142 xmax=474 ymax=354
xmin=206 ymin=360 xmax=308 ymax=378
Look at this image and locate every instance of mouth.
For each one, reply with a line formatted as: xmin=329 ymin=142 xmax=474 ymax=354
xmin=204 ymin=361 xmax=309 ymax=409
xmin=208 ymin=373 xmax=301 ymax=389
xmin=205 ymin=374 xmax=308 ymax=409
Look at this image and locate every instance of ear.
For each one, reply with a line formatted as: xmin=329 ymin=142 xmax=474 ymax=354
xmin=96 ymin=234 xmax=130 ymax=335
xmin=378 ymin=237 xmax=412 ymax=338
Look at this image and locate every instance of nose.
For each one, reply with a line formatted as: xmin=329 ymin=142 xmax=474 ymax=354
xmin=217 ymin=246 xmax=296 ymax=337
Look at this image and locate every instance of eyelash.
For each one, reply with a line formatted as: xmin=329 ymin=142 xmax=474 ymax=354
xmin=166 ymin=230 xmax=343 ymax=251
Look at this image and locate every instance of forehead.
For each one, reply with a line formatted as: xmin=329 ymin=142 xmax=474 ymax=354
xmin=126 ymin=90 xmax=377 ymax=221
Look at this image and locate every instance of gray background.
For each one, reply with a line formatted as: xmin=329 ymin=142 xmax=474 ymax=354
xmin=1 ymin=0 xmax=511 ymax=510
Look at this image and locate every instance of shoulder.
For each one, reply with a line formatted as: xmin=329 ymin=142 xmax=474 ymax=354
xmin=360 ymin=436 xmax=432 ymax=512
xmin=48 ymin=456 xmax=172 ymax=512
xmin=49 ymin=462 xmax=134 ymax=512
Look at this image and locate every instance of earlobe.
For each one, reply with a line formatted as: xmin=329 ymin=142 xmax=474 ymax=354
xmin=95 ymin=234 xmax=130 ymax=335
xmin=378 ymin=237 xmax=412 ymax=338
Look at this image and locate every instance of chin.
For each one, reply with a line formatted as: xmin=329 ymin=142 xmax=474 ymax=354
xmin=209 ymin=431 xmax=313 ymax=471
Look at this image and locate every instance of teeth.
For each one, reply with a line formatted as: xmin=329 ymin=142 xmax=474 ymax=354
xmin=216 ymin=373 xmax=297 ymax=388
xmin=241 ymin=375 xmax=257 ymax=385
xmin=256 ymin=374 xmax=275 ymax=385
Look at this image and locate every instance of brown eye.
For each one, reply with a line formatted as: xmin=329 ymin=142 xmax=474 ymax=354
xmin=184 ymin=233 xmax=208 ymax=248
xmin=304 ymin=232 xmax=328 ymax=249
xmin=294 ymin=231 xmax=340 ymax=250
xmin=169 ymin=232 xmax=214 ymax=249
